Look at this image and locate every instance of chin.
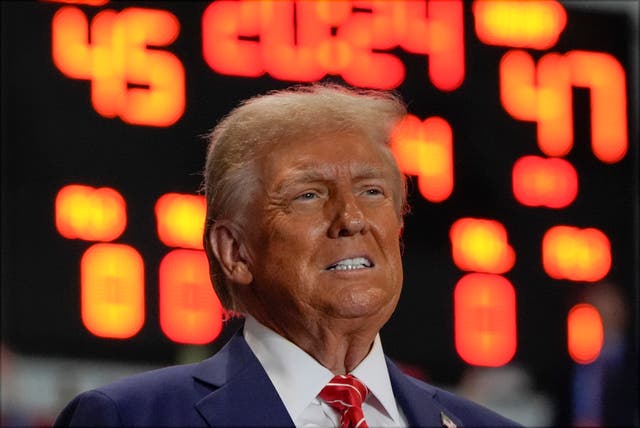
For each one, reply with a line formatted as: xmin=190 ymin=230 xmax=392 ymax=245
xmin=328 ymin=287 xmax=398 ymax=320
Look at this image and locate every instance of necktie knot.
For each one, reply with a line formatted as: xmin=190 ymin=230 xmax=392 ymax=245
xmin=319 ymin=374 xmax=369 ymax=428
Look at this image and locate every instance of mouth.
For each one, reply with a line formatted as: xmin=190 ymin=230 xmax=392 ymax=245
xmin=326 ymin=257 xmax=374 ymax=271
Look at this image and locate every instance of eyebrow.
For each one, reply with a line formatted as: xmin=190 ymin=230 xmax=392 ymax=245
xmin=350 ymin=164 xmax=388 ymax=180
xmin=272 ymin=163 xmax=389 ymax=194
xmin=272 ymin=168 xmax=327 ymax=194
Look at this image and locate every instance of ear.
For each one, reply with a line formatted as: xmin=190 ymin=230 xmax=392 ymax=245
xmin=207 ymin=221 xmax=254 ymax=286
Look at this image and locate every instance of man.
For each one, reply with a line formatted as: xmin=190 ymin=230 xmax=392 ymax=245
xmin=55 ymin=84 xmax=519 ymax=427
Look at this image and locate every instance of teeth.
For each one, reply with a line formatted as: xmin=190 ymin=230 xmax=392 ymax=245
xmin=328 ymin=257 xmax=372 ymax=271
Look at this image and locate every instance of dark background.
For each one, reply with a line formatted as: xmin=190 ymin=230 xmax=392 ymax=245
xmin=2 ymin=1 xmax=638 ymax=425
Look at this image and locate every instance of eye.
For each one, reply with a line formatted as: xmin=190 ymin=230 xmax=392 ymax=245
xmin=363 ymin=187 xmax=384 ymax=197
xmin=295 ymin=191 xmax=319 ymax=201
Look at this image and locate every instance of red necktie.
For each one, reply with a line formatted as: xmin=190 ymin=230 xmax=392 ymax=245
xmin=319 ymin=374 xmax=369 ymax=428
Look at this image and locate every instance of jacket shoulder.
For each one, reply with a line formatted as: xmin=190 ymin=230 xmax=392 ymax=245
xmin=53 ymin=363 xmax=210 ymax=427
xmin=53 ymin=332 xmax=252 ymax=427
xmin=403 ymin=374 xmax=522 ymax=427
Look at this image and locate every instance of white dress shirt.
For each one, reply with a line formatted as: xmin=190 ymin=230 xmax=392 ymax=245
xmin=243 ymin=315 xmax=408 ymax=427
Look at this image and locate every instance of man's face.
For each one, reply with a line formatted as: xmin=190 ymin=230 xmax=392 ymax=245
xmin=240 ymin=133 xmax=404 ymax=330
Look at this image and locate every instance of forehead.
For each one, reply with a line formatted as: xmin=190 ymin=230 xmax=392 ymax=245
xmin=259 ymin=133 xmax=395 ymax=185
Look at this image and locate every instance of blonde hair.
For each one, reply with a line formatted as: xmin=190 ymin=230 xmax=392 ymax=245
xmin=202 ymin=83 xmax=407 ymax=312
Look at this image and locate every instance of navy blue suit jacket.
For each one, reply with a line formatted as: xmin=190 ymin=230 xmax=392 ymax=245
xmin=54 ymin=332 xmax=519 ymax=427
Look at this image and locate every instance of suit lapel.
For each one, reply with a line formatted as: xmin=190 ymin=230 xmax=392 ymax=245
xmin=192 ymin=332 xmax=294 ymax=427
xmin=386 ymin=358 xmax=464 ymax=427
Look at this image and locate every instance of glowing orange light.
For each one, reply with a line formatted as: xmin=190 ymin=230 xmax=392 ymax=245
xmin=500 ymin=50 xmax=572 ymax=154
xmin=512 ymin=155 xmax=578 ymax=208
xmin=155 ymin=193 xmax=206 ymax=250
xmin=52 ymin=7 xmax=92 ymax=80
xmin=536 ymin=52 xmax=573 ymax=156
xmin=90 ymin=9 xmax=120 ymax=119
xmin=473 ymin=0 xmax=567 ymax=49
xmin=391 ymin=114 xmax=454 ymax=202
xmin=542 ymin=226 xmax=611 ymax=282
xmin=52 ymin=6 xmax=185 ymax=127
xmin=567 ymin=303 xmax=604 ymax=364
xmin=396 ymin=0 xmax=465 ymax=90
xmin=337 ymin=1 xmax=405 ymax=89
xmin=260 ymin=1 xmax=327 ymax=82
xmin=202 ymin=1 xmax=264 ymax=77
xmin=450 ymin=218 xmax=515 ymax=274
xmin=43 ymin=0 xmax=108 ymax=5
xmin=500 ymin=49 xmax=537 ymax=121
xmin=159 ymin=250 xmax=223 ymax=344
xmin=202 ymin=0 xmax=464 ymax=90
xmin=499 ymin=49 xmax=627 ymax=162
xmin=455 ymin=273 xmax=517 ymax=367
xmin=568 ymin=51 xmax=628 ymax=163
xmin=55 ymin=184 xmax=126 ymax=242
xmin=81 ymin=243 xmax=145 ymax=339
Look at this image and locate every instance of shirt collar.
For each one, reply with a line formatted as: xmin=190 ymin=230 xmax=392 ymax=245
xmin=242 ymin=315 xmax=402 ymax=424
xmin=243 ymin=315 xmax=334 ymax=422
xmin=351 ymin=334 xmax=403 ymax=424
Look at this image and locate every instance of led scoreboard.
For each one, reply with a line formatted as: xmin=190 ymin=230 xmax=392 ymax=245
xmin=1 ymin=0 xmax=637 ymax=423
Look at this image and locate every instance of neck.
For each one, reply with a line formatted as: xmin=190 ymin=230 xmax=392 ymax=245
xmin=290 ymin=322 xmax=377 ymax=374
xmin=251 ymin=312 xmax=380 ymax=374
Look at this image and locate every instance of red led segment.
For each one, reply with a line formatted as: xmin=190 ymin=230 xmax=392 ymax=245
xmin=397 ymin=0 xmax=465 ymax=90
xmin=454 ymin=273 xmax=517 ymax=367
xmin=512 ymin=155 xmax=578 ymax=208
xmin=569 ymin=51 xmax=628 ymax=163
xmin=202 ymin=0 xmax=464 ymax=90
xmin=159 ymin=249 xmax=223 ymax=344
xmin=473 ymin=0 xmax=567 ymax=49
xmin=52 ymin=6 xmax=185 ymax=127
xmin=500 ymin=49 xmax=627 ymax=163
xmin=542 ymin=226 xmax=611 ymax=282
xmin=81 ymin=243 xmax=145 ymax=339
xmin=55 ymin=184 xmax=126 ymax=242
xmin=391 ymin=114 xmax=454 ymax=202
xmin=262 ymin=1 xmax=337 ymax=82
xmin=450 ymin=218 xmax=515 ymax=274
xmin=567 ymin=303 xmax=603 ymax=364
xmin=201 ymin=1 xmax=263 ymax=78
xmin=500 ymin=50 xmax=540 ymax=122
xmin=155 ymin=193 xmax=206 ymax=250
xmin=43 ymin=0 xmax=108 ymax=5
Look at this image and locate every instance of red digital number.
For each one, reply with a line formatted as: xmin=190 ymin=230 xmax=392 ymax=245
xmin=52 ymin=6 xmax=185 ymax=126
xmin=202 ymin=0 xmax=464 ymax=90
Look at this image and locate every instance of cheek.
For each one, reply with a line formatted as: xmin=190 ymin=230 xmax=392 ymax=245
xmin=259 ymin=217 xmax=324 ymax=275
xmin=376 ymin=215 xmax=404 ymax=277
xmin=272 ymin=215 xmax=327 ymax=250
xmin=375 ymin=213 xmax=403 ymax=247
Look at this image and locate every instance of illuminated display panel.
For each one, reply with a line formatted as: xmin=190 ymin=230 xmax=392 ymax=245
xmin=2 ymin=1 xmax=637 ymax=419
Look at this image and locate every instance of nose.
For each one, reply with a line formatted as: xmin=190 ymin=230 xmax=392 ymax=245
xmin=328 ymin=192 xmax=368 ymax=238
